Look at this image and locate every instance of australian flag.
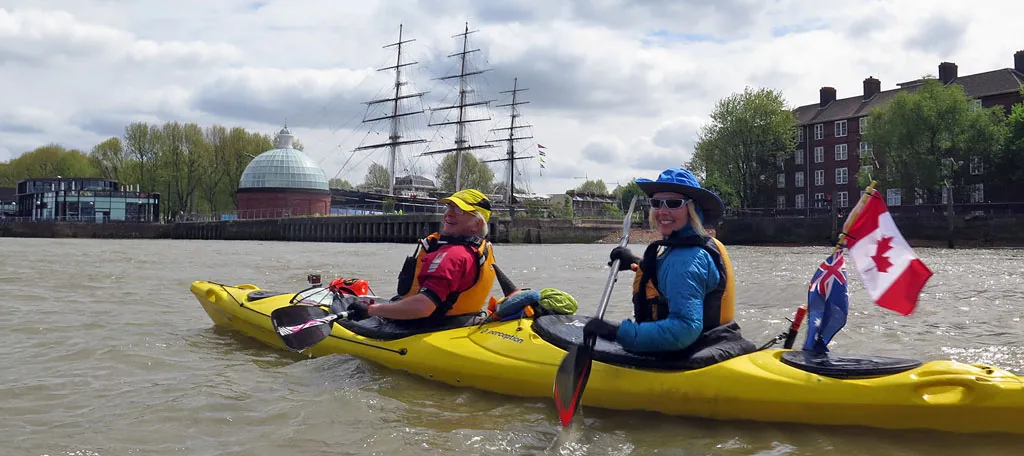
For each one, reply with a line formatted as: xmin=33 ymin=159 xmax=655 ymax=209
xmin=803 ymin=250 xmax=849 ymax=353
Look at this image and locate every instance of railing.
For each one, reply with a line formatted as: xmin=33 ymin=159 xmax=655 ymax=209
xmin=0 ymin=215 xmax=158 ymax=223
xmin=729 ymin=202 xmax=1024 ymax=218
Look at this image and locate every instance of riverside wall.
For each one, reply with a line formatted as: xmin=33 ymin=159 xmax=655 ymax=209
xmin=2 ymin=214 xmax=1023 ymax=247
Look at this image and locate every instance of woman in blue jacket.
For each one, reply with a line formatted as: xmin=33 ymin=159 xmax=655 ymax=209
xmin=584 ymin=167 xmax=748 ymax=356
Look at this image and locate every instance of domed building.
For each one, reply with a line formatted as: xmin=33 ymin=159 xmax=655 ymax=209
xmin=236 ymin=127 xmax=331 ymax=219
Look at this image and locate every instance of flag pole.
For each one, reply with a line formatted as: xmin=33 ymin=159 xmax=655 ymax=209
xmin=833 ymin=180 xmax=878 ymax=254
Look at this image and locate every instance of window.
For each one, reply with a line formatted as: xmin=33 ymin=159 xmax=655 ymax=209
xmin=861 ymin=164 xmax=873 ymax=176
xmin=859 ymin=117 xmax=868 ymax=133
xmin=777 ymin=195 xmax=786 ymax=209
xmin=859 ymin=142 xmax=872 ymax=157
xmin=814 ymin=147 xmax=824 ymax=163
xmin=835 ymin=144 xmax=848 ymax=161
xmin=887 ymin=188 xmax=902 ymax=206
xmin=837 ymin=191 xmax=849 ymax=208
xmin=836 ymin=167 xmax=848 ymax=184
xmin=815 ymin=170 xmax=824 ymax=186
xmin=796 ymin=127 xmax=804 ymax=143
xmin=795 ymin=194 xmax=805 ymax=209
xmin=795 ymin=149 xmax=804 ymax=165
xmin=969 ymin=183 xmax=984 ymax=203
xmin=814 ymin=193 xmax=825 ymax=208
xmin=969 ymin=99 xmax=983 ymax=111
xmin=777 ymin=173 xmax=785 ymax=188
xmin=835 ymin=120 xmax=848 ymax=137
xmin=814 ymin=124 xmax=824 ymax=140
xmin=795 ymin=171 xmax=804 ymax=187
xmin=970 ymin=156 xmax=983 ymax=175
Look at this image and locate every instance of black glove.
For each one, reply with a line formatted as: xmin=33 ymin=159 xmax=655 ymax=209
xmin=343 ymin=296 xmax=370 ymax=321
xmin=608 ymin=246 xmax=639 ymax=271
xmin=583 ymin=318 xmax=619 ymax=341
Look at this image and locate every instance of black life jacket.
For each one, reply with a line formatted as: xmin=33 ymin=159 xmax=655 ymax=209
xmin=631 ymin=234 xmax=733 ymax=333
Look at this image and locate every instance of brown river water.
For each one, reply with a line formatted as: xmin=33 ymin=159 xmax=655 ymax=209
xmin=1 ymin=238 xmax=1022 ymax=455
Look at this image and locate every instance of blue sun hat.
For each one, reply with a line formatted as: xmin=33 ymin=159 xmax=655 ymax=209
xmin=635 ymin=167 xmax=725 ymax=224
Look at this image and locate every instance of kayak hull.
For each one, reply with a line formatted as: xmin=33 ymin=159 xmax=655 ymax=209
xmin=190 ymin=280 xmax=1024 ymax=435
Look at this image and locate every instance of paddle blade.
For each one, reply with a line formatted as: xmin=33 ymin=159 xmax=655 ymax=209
xmin=553 ymin=340 xmax=594 ymax=428
xmin=270 ymin=305 xmax=336 ymax=352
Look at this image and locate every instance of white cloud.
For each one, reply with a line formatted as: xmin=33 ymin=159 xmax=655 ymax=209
xmin=2 ymin=0 xmax=1023 ymax=196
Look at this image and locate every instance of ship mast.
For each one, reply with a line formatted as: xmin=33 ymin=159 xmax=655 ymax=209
xmin=483 ymin=77 xmax=534 ymax=216
xmin=419 ymin=22 xmax=496 ymax=191
xmin=354 ymin=24 xmax=428 ymax=196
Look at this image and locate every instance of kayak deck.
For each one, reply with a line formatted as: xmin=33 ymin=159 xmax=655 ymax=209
xmin=190 ymin=280 xmax=1024 ymax=435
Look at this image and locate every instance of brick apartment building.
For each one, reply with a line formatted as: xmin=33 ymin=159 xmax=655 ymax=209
xmin=777 ymin=50 xmax=1024 ymax=212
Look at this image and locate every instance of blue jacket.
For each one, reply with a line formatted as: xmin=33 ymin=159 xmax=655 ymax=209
xmin=615 ymin=228 xmax=721 ymax=353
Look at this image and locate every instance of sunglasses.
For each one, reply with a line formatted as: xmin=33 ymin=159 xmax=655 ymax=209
xmin=650 ymin=198 xmax=690 ymax=209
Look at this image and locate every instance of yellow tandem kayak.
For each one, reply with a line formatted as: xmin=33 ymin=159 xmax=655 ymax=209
xmin=190 ymin=280 xmax=1024 ymax=435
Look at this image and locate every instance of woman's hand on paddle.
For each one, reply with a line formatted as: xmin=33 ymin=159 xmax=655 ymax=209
xmin=608 ymin=246 xmax=639 ymax=271
xmin=583 ymin=318 xmax=619 ymax=341
xmin=336 ymin=295 xmax=370 ymax=320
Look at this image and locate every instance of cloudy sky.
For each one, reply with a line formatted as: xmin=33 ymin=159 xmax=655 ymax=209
xmin=2 ymin=0 xmax=1022 ymax=195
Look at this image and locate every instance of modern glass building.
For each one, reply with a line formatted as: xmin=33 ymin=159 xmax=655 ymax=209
xmin=16 ymin=178 xmax=161 ymax=222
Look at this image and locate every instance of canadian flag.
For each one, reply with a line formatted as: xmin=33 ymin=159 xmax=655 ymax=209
xmin=844 ymin=191 xmax=933 ymax=315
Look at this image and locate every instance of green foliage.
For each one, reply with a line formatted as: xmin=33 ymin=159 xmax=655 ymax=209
xmin=522 ymin=198 xmax=547 ymax=217
xmin=996 ymin=101 xmax=1024 ymax=199
xmin=361 ymin=162 xmax=391 ymax=191
xmin=2 ymin=121 xmax=277 ymax=220
xmin=689 ymin=86 xmax=797 ymax=208
xmin=573 ymin=179 xmax=608 ymax=195
xmin=435 ymin=152 xmax=495 ymax=192
xmin=328 ymin=178 xmax=353 ymax=190
xmin=612 ymin=180 xmax=644 ymax=211
xmin=382 ymin=197 xmax=396 ymax=213
xmin=862 ymin=79 xmax=1008 ymax=204
xmin=0 ymin=144 xmax=99 ymax=186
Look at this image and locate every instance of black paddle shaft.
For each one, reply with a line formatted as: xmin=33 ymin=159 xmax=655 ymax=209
xmin=553 ymin=195 xmax=639 ymax=428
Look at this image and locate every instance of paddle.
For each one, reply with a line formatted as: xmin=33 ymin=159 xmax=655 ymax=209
xmin=552 ymin=195 xmax=639 ymax=428
xmin=270 ymin=294 xmax=365 ymax=352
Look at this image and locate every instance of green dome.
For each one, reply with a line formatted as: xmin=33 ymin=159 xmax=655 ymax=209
xmin=238 ymin=128 xmax=329 ymax=191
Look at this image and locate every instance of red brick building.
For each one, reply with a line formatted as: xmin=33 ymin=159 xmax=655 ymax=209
xmin=236 ymin=127 xmax=331 ymax=219
xmin=778 ymin=50 xmax=1024 ymax=212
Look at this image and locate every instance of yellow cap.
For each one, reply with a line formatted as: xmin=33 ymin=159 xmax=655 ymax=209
xmin=439 ymin=189 xmax=491 ymax=222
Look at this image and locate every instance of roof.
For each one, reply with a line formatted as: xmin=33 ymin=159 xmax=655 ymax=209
xmin=794 ymin=68 xmax=1024 ymax=125
xmin=238 ymin=148 xmax=330 ymax=191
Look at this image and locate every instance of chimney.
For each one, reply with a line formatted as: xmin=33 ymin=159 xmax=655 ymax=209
xmin=819 ymin=86 xmax=837 ymax=108
xmin=938 ymin=61 xmax=958 ymax=84
xmin=863 ymin=76 xmax=881 ymax=100
xmin=1015 ymin=50 xmax=1024 ymax=73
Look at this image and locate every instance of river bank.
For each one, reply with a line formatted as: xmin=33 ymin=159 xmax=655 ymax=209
xmin=3 ymin=214 xmax=1024 ymax=247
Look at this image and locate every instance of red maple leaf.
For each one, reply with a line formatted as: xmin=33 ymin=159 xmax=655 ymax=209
xmin=871 ymin=236 xmax=894 ymax=272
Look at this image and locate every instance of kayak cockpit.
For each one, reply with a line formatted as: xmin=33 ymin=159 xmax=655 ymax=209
xmin=779 ymin=350 xmax=923 ymax=379
xmin=533 ymin=314 xmax=757 ymax=371
xmin=337 ymin=313 xmax=485 ymax=341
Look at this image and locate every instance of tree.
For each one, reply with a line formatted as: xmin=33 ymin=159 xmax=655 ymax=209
xmin=123 ymin=122 xmax=160 ymax=192
xmin=361 ymin=162 xmax=391 ymax=191
xmin=573 ymin=179 xmax=608 ymax=195
xmin=689 ymin=87 xmax=797 ymax=208
xmin=328 ymin=178 xmax=353 ymax=190
xmin=0 ymin=144 xmax=98 ymax=186
xmin=90 ymin=137 xmax=127 ymax=182
xmin=435 ymin=153 xmax=495 ymax=193
xmin=862 ymin=79 xmax=1008 ymax=204
xmin=612 ymin=180 xmax=643 ymax=209
xmin=996 ymin=92 xmax=1024 ymax=200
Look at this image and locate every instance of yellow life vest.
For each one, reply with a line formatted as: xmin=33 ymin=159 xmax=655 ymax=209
xmin=395 ymin=232 xmax=496 ymax=318
xmin=631 ymin=235 xmax=736 ymax=331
